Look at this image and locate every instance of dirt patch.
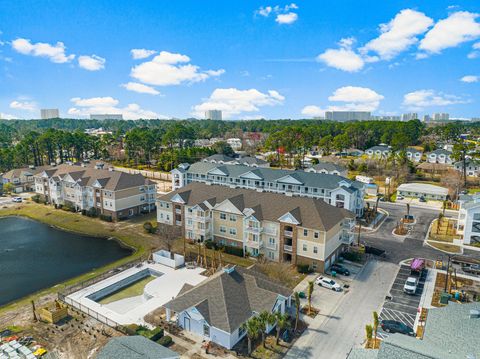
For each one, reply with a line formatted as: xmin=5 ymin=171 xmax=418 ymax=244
xmin=431 ymin=272 xmax=480 ymax=307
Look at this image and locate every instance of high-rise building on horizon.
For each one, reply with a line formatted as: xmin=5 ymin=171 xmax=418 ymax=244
xmin=205 ymin=110 xmax=222 ymax=121
xmin=40 ymin=108 xmax=60 ymax=119
xmin=433 ymin=113 xmax=449 ymax=121
xmin=422 ymin=114 xmax=432 ymax=122
xmin=325 ymin=111 xmax=371 ymax=121
xmin=89 ymin=114 xmax=124 ymax=120
xmin=401 ymin=113 xmax=418 ymax=121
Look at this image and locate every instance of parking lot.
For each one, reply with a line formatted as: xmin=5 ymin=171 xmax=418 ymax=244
xmin=377 ymin=265 xmax=426 ymax=339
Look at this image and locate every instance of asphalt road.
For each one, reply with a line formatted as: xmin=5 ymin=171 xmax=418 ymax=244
xmin=285 ymin=260 xmax=398 ymax=359
xmin=361 ymin=203 xmax=480 ymax=263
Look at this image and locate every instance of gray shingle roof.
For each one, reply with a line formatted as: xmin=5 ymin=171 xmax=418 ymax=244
xmin=429 ymin=149 xmax=452 ymax=156
xmin=185 ymin=162 xmax=362 ymax=191
xmin=311 ymin=161 xmax=346 ymax=173
xmin=203 ymin=154 xmax=235 ymax=162
xmin=96 ymin=336 xmax=179 ymax=359
xmin=159 ymin=182 xmax=354 ymax=231
xmin=367 ymin=146 xmax=390 ymax=152
xmin=164 ymin=266 xmax=292 ymax=333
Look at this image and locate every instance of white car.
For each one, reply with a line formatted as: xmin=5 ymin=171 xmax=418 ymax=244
xmin=315 ymin=276 xmax=342 ymax=291
xmin=12 ymin=197 xmax=23 ymax=203
xmin=403 ymin=277 xmax=418 ymax=295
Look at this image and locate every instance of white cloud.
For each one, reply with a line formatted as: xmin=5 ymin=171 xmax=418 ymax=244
xmin=131 ymin=49 xmax=157 ymax=59
xmin=130 ymin=51 xmax=224 ymax=86
xmin=121 ymin=82 xmax=161 ymax=95
xmin=276 ymin=12 xmax=298 ymax=24
xmin=301 ymin=86 xmax=384 ymax=117
xmin=419 ymin=11 xmax=480 ymax=54
xmin=193 ymin=88 xmax=284 ymax=118
xmin=460 ymin=75 xmax=479 ymax=83
xmin=317 ymin=38 xmax=365 ymax=72
xmin=78 ymin=55 xmax=105 ymax=71
xmin=11 ymin=38 xmax=75 ymax=63
xmin=403 ymin=89 xmax=467 ymax=110
xmin=9 ymin=100 xmax=37 ymax=112
xmin=361 ymin=9 xmax=433 ymax=60
xmin=0 ymin=112 xmax=16 ymax=120
xmin=68 ymin=96 xmax=165 ymax=120
xmin=256 ymin=4 xmax=298 ymax=24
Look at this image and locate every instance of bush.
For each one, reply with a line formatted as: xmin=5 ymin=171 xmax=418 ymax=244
xmin=137 ymin=326 xmax=164 ymax=341
xmin=143 ymin=221 xmax=156 ymax=234
xmin=85 ymin=207 xmax=98 ymax=218
xmin=204 ymin=240 xmax=216 ymax=250
xmin=342 ymin=251 xmax=362 ymax=262
xmin=157 ymin=335 xmax=172 ymax=347
xmin=100 ymin=214 xmax=113 ymax=222
xmin=224 ymin=245 xmax=244 ymax=257
xmin=31 ymin=194 xmax=41 ymax=203
xmin=297 ymin=264 xmax=313 ymax=274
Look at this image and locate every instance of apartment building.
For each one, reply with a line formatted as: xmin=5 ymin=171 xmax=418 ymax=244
xmin=202 ymin=154 xmax=269 ymax=167
xmin=365 ymin=145 xmax=391 ymax=158
xmin=454 ymin=159 xmax=480 ymax=177
xmin=404 ymin=147 xmax=423 ymax=163
xmin=157 ymin=183 xmax=356 ymax=272
xmin=457 ymin=194 xmax=480 ymax=246
xmin=171 ymin=162 xmax=364 ymax=215
xmin=2 ymin=166 xmax=49 ymax=193
xmin=305 ymin=161 xmax=347 ymax=176
xmin=426 ymin=149 xmax=453 ymax=164
xmin=34 ymin=163 xmax=156 ymax=220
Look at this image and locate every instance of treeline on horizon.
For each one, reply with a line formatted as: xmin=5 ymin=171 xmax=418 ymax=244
xmin=0 ymin=118 xmax=477 ymax=173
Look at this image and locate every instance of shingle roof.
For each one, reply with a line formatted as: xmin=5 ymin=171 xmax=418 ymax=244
xmin=311 ymin=161 xmax=346 ymax=173
xmin=367 ymin=146 xmax=390 ymax=152
xmin=185 ymin=162 xmax=362 ymax=191
xmin=164 ymin=266 xmax=292 ymax=333
xmin=397 ymin=183 xmax=448 ymax=196
xmin=35 ymin=164 xmax=152 ymax=191
xmin=2 ymin=165 xmax=50 ymax=180
xmin=203 ymin=154 xmax=235 ymax=162
xmin=428 ymin=149 xmax=452 ymax=156
xmin=96 ymin=336 xmax=179 ymax=359
xmin=159 ymin=182 xmax=354 ymax=231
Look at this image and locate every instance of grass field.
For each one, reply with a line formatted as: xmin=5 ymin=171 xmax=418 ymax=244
xmin=426 ymin=241 xmax=462 ymax=254
xmin=98 ymin=276 xmax=156 ymax=304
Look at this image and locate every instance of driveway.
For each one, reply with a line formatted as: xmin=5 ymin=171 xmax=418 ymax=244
xmin=286 ymin=260 xmax=398 ymax=359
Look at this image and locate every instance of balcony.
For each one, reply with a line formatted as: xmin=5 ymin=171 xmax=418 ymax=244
xmin=175 ymin=208 xmax=182 ymax=214
xmin=343 ymin=220 xmax=356 ymax=231
xmin=263 ymin=227 xmax=278 ymax=235
xmin=246 ymin=240 xmax=264 ymax=249
xmin=284 ymin=230 xmax=293 ymax=238
xmin=175 ymin=220 xmax=182 ymax=226
xmin=245 ymin=225 xmax=262 ymax=233
xmin=265 ymin=242 xmax=277 ymax=250
xmin=340 ymin=232 xmax=354 ymax=244
xmin=283 ymin=244 xmax=293 ymax=252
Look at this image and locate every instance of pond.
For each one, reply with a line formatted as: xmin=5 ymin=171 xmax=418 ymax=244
xmin=0 ymin=216 xmax=132 ymax=307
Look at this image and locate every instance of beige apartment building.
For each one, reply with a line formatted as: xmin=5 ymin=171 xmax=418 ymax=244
xmin=157 ymin=182 xmax=355 ymax=272
xmin=34 ymin=162 xmax=156 ymax=220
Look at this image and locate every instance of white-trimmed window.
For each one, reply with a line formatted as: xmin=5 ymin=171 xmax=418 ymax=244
xmin=303 ymin=244 xmax=307 ymax=251
xmin=220 ymin=226 xmax=226 ymax=233
xmin=229 ymin=228 xmax=237 ymax=235
xmin=313 ymin=246 xmax=318 ymax=254
xmin=220 ymin=213 xmax=227 ymax=220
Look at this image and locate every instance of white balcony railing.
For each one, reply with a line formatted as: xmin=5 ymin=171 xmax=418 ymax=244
xmin=284 ymin=230 xmax=293 ymax=237
xmin=265 ymin=242 xmax=277 ymax=250
xmin=175 ymin=208 xmax=182 ymax=214
xmin=283 ymin=244 xmax=293 ymax=252
xmin=246 ymin=240 xmax=263 ymax=249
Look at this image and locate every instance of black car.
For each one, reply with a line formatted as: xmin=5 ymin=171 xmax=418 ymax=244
xmin=330 ymin=264 xmax=350 ymax=276
xmin=381 ymin=320 xmax=415 ymax=336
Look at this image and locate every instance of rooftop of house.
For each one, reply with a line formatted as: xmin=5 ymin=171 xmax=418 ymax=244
xmin=2 ymin=165 xmax=51 ymax=180
xmin=35 ymin=163 xmax=155 ymax=191
xmin=428 ymin=149 xmax=452 ymax=155
xmin=367 ymin=145 xmax=391 ymax=152
xmin=158 ymin=182 xmax=354 ymax=231
xmin=96 ymin=336 xmax=179 ymax=359
xmin=203 ymin=154 xmax=268 ymax=166
xmin=348 ymin=302 xmax=480 ymax=359
xmin=164 ymin=266 xmax=292 ymax=333
xmin=310 ymin=161 xmax=346 ymax=172
xmin=397 ymin=183 xmax=449 ymax=196
xmin=177 ymin=162 xmax=363 ymax=191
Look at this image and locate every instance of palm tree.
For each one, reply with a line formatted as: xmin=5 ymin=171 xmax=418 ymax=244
xmin=294 ymin=292 xmax=300 ymax=332
xmin=365 ymin=324 xmax=373 ymax=348
xmin=373 ymin=311 xmax=379 ymax=343
xmin=241 ymin=316 xmax=260 ymax=356
xmin=275 ymin=312 xmax=290 ymax=345
xmin=258 ymin=311 xmax=276 ymax=348
xmin=307 ymin=281 xmax=314 ymax=315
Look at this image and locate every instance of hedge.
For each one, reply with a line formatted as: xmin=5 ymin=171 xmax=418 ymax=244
xmin=157 ymin=335 xmax=173 ymax=347
xmin=224 ymin=245 xmax=244 ymax=257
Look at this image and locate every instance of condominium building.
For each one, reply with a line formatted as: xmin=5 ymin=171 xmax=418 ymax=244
xmin=401 ymin=113 xmax=418 ymax=121
xmin=89 ymin=114 xmax=124 ymax=120
xmin=171 ymin=162 xmax=365 ymax=215
xmin=157 ymin=183 xmax=356 ymax=271
xmin=205 ymin=110 xmax=222 ymax=121
xmin=305 ymin=161 xmax=347 ymax=176
xmin=34 ymin=163 xmax=156 ymax=220
xmin=40 ymin=108 xmax=60 ymax=119
xmin=426 ymin=149 xmax=453 ymax=164
xmin=365 ymin=145 xmax=391 ymax=158
xmin=457 ymin=194 xmax=480 ymax=245
xmin=2 ymin=165 xmax=50 ymax=193
xmin=325 ymin=111 xmax=370 ymax=122
xmin=202 ymin=154 xmax=269 ymax=168
xmin=433 ymin=113 xmax=449 ymax=121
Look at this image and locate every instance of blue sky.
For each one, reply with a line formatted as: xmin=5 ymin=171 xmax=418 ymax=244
xmin=0 ymin=0 xmax=479 ymax=120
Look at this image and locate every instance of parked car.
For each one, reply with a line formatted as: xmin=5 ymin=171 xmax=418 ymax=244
xmin=403 ymin=277 xmax=418 ymax=295
xmin=315 ymin=276 xmax=342 ymax=291
xmin=330 ymin=264 xmax=350 ymax=276
xmin=12 ymin=197 xmax=22 ymax=203
xmin=419 ymin=196 xmax=426 ymax=202
xmin=462 ymin=264 xmax=480 ymax=275
xmin=380 ymin=320 xmax=415 ymax=336
xmin=397 ymin=195 xmax=404 ymax=200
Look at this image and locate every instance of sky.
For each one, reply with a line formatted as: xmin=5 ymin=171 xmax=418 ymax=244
xmin=0 ymin=0 xmax=480 ymax=120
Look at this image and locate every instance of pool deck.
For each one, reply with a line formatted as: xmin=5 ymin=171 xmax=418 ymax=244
xmin=66 ymin=262 xmax=207 ymax=325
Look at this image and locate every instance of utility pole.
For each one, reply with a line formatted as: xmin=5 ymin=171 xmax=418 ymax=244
xmin=444 ymin=255 xmax=451 ymax=293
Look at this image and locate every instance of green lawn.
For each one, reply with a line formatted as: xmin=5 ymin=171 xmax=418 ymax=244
xmin=98 ymin=276 xmax=156 ymax=304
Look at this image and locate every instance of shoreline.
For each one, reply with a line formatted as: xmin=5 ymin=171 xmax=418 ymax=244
xmin=0 ymin=205 xmax=147 ymax=315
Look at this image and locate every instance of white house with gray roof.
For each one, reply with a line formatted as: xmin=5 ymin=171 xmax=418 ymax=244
xmin=163 ymin=265 xmax=292 ymax=350
xmin=365 ymin=145 xmax=391 ymax=158
xmin=454 ymin=159 xmax=480 ymax=177
xmin=404 ymin=147 xmax=423 ymax=163
xmin=305 ymin=161 xmax=347 ymax=176
xmin=171 ymin=162 xmax=364 ymax=215
xmin=397 ymin=183 xmax=449 ymax=201
xmin=427 ymin=149 xmax=453 ymax=164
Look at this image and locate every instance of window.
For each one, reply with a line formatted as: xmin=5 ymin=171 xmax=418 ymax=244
xmin=229 ymin=228 xmax=237 ymax=235
xmin=313 ymin=246 xmax=318 ymax=254
xmin=229 ymin=214 xmax=236 ymax=222
xmin=303 ymin=244 xmax=307 ymax=251
xmin=220 ymin=226 xmax=226 ymax=233
xmin=269 ymin=237 xmax=275 ymax=245
xmin=314 ymin=232 xmax=319 ymax=239
xmin=268 ymin=251 xmax=274 ymax=260
xmin=238 ymin=325 xmax=246 ymax=338
xmin=303 ymin=229 xmax=308 ymax=236
xmin=220 ymin=213 xmax=227 ymax=220
xmin=166 ymin=215 xmax=170 ymax=220
xmin=203 ymin=323 xmax=210 ymax=337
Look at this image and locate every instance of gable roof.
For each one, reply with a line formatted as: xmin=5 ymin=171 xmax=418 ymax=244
xmin=158 ymin=182 xmax=354 ymax=231
xmin=96 ymin=336 xmax=179 ymax=359
xmin=311 ymin=161 xmax=346 ymax=173
xmin=367 ymin=145 xmax=390 ymax=152
xmin=164 ymin=266 xmax=292 ymax=333
xmin=428 ymin=149 xmax=452 ymax=156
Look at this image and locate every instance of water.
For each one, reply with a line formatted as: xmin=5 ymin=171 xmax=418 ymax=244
xmin=0 ymin=216 xmax=131 ymax=306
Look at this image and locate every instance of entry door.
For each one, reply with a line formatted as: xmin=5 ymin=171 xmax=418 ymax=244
xmin=184 ymin=317 xmax=191 ymax=331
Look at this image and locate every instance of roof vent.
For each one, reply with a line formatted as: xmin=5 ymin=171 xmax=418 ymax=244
xmin=223 ymin=264 xmax=236 ymax=274
xmin=470 ymin=309 xmax=480 ymax=319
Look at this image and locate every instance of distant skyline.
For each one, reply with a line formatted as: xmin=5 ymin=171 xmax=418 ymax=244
xmin=0 ymin=0 xmax=480 ymax=120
